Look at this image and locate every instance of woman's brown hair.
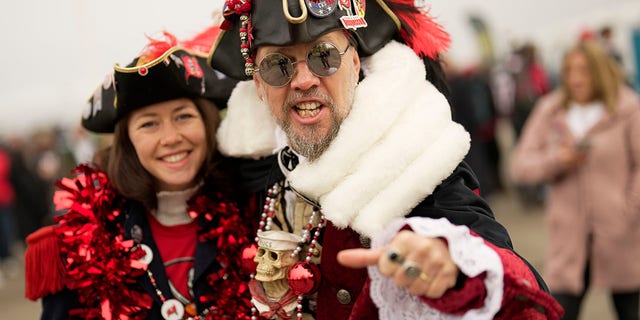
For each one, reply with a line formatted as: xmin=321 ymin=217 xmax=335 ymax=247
xmin=561 ymin=40 xmax=623 ymax=112
xmin=104 ymin=98 xmax=221 ymax=209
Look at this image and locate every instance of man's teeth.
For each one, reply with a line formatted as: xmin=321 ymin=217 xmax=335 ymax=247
xmin=295 ymin=102 xmax=321 ymax=117
xmin=163 ymin=152 xmax=187 ymax=163
xmin=297 ymin=102 xmax=321 ymax=110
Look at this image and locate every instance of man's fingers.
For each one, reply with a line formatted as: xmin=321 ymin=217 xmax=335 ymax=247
xmin=423 ymin=273 xmax=454 ymax=298
xmin=337 ymin=247 xmax=384 ymax=269
xmin=338 ymin=231 xmax=460 ymax=299
xmin=423 ymin=264 xmax=458 ymax=298
xmin=407 ymin=272 xmax=431 ymax=296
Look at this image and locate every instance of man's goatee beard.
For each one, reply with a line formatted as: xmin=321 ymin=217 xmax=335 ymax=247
xmin=279 ymin=68 xmax=356 ymax=161
xmin=283 ymin=120 xmax=340 ymax=161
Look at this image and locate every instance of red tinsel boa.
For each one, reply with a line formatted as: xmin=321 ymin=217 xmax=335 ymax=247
xmin=52 ymin=164 xmax=255 ymax=319
xmin=187 ymin=185 xmax=255 ymax=319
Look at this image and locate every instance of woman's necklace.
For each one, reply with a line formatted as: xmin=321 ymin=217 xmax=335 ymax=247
xmin=146 ymin=267 xmax=204 ymax=320
xmin=134 ymin=243 xmax=202 ymax=320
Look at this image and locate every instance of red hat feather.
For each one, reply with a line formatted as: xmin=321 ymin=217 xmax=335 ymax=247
xmin=383 ymin=0 xmax=450 ymax=58
xmin=180 ymin=25 xmax=223 ymax=55
xmin=137 ymin=25 xmax=222 ymax=65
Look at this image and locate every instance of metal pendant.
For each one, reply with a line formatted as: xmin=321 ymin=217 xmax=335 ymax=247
xmin=161 ymin=299 xmax=185 ymax=320
xmin=185 ymin=302 xmax=198 ymax=317
xmin=138 ymin=244 xmax=154 ymax=266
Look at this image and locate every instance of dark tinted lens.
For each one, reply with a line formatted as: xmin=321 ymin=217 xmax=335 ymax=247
xmin=258 ymin=53 xmax=294 ymax=87
xmin=307 ymin=43 xmax=342 ymax=77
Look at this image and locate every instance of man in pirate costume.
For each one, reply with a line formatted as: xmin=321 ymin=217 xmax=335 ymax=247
xmin=210 ymin=0 xmax=563 ymax=319
xmin=24 ymin=26 xmax=257 ymax=320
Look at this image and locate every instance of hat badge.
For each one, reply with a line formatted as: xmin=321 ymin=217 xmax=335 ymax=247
xmin=339 ymin=0 xmax=367 ymax=29
xmin=305 ymin=0 xmax=337 ymax=17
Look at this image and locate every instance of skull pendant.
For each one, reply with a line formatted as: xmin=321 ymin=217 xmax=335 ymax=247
xmin=254 ymin=231 xmax=302 ymax=282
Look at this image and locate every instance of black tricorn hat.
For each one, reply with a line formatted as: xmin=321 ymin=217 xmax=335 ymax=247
xmin=208 ymin=0 xmax=450 ymax=80
xmin=83 ymin=29 xmax=239 ymax=133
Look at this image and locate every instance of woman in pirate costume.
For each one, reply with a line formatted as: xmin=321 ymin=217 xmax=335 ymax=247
xmin=209 ymin=0 xmax=564 ymax=319
xmin=24 ymin=26 xmax=255 ymax=320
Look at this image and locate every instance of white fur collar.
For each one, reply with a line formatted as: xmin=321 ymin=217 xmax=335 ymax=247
xmin=217 ymin=81 xmax=280 ymax=159
xmin=217 ymin=41 xmax=470 ymax=237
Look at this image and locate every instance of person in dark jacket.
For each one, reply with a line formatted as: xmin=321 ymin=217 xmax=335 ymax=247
xmin=24 ymin=25 xmax=255 ymax=320
xmin=5 ymin=137 xmax=50 ymax=242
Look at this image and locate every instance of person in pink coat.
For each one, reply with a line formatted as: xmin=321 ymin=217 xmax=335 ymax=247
xmin=511 ymin=39 xmax=640 ymax=320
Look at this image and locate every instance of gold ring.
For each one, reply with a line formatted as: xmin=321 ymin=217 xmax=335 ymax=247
xmin=419 ymin=272 xmax=429 ymax=282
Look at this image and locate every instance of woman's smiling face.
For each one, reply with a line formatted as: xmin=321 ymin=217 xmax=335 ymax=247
xmin=127 ymin=98 xmax=206 ymax=191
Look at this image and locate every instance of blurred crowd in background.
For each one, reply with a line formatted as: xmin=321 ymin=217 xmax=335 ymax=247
xmin=445 ymin=24 xmax=636 ymax=200
xmin=0 ymin=126 xmax=111 ymax=285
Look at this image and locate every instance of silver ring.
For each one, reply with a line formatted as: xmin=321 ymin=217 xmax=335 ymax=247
xmin=386 ymin=248 xmax=405 ymax=264
xmin=403 ymin=260 xmax=421 ymax=279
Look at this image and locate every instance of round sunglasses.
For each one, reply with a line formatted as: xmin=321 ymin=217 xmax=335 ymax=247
xmin=255 ymin=42 xmax=351 ymax=87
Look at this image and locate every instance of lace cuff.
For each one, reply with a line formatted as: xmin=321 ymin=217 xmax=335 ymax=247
xmin=368 ymin=217 xmax=504 ymax=319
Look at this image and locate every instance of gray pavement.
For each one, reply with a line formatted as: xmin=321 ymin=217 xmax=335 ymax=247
xmin=1 ymin=247 xmax=41 ymax=319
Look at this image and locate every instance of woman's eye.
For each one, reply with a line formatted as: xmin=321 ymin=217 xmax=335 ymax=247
xmin=139 ymin=121 xmax=156 ymax=129
xmin=177 ymin=113 xmax=195 ymax=121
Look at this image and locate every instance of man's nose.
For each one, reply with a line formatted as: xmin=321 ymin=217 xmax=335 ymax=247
xmin=289 ymin=61 xmax=320 ymax=90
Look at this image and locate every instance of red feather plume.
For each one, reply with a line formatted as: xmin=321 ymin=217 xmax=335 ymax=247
xmin=180 ymin=25 xmax=223 ymax=55
xmin=384 ymin=0 xmax=450 ymax=59
xmin=136 ymin=25 xmax=222 ymax=65
xmin=137 ymin=31 xmax=178 ymax=65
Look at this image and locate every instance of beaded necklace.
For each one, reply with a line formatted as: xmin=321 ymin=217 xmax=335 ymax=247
xmin=132 ymin=238 xmax=210 ymax=320
xmin=251 ymin=182 xmax=325 ymax=320
xmin=145 ymin=266 xmax=206 ymax=320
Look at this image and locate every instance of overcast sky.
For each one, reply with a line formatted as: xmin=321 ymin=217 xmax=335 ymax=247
xmin=1 ymin=0 xmax=638 ymax=135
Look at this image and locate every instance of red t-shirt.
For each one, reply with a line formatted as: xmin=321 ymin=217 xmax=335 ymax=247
xmin=148 ymin=213 xmax=198 ymax=300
